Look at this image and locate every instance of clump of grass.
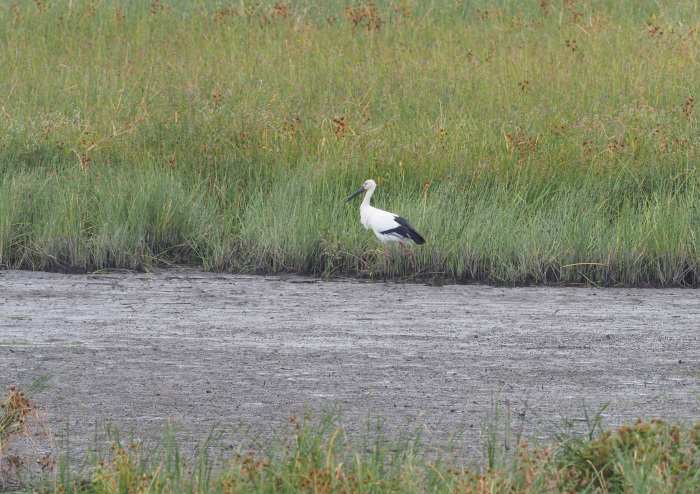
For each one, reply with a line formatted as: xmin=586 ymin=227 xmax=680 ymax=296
xmin=558 ymin=418 xmax=700 ymax=492
xmin=0 ymin=373 xmax=55 ymax=490
xmin=1 ymin=0 xmax=699 ymax=284
xmin=3 ymin=377 xmax=699 ymax=492
xmin=49 ymin=410 xmax=700 ymax=493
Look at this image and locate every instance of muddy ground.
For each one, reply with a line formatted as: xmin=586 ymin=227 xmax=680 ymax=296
xmin=2 ymin=269 xmax=700 ymax=459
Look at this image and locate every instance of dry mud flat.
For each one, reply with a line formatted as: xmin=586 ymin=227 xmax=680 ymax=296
xmin=2 ymin=269 xmax=700 ymax=457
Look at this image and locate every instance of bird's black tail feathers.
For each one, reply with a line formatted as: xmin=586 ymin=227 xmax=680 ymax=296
xmin=392 ymin=216 xmax=426 ymax=245
xmin=407 ymin=228 xmax=426 ymax=245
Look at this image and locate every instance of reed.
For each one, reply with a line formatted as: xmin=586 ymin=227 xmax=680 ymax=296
xmin=1 ymin=0 xmax=698 ymax=284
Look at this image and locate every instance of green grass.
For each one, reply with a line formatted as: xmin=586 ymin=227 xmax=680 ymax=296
xmin=1 ymin=0 xmax=699 ymax=284
xmin=3 ymin=378 xmax=700 ymax=493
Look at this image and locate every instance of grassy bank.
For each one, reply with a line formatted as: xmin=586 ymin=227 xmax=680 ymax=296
xmin=1 ymin=0 xmax=699 ymax=284
xmin=3 ymin=378 xmax=700 ymax=493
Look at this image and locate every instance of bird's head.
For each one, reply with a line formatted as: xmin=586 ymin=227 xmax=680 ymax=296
xmin=346 ymin=179 xmax=376 ymax=202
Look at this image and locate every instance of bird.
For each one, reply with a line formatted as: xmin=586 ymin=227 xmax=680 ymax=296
xmin=346 ymin=179 xmax=425 ymax=279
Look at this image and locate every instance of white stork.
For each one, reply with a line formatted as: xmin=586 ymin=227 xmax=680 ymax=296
xmin=346 ymin=179 xmax=425 ymax=278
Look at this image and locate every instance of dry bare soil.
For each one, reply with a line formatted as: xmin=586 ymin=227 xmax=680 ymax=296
xmin=2 ymin=269 xmax=699 ymax=456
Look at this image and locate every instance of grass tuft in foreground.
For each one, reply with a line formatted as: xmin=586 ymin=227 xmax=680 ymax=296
xmin=3 ymin=382 xmax=700 ymax=493
xmin=1 ymin=371 xmax=56 ymax=490
xmin=559 ymin=418 xmax=700 ymax=492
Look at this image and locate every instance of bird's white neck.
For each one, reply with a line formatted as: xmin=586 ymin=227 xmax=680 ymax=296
xmin=362 ymin=185 xmax=376 ymax=208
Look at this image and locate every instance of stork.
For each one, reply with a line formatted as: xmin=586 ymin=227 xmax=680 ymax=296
xmin=346 ymin=179 xmax=425 ymax=279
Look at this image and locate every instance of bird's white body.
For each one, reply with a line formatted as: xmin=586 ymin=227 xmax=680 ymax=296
xmin=346 ymin=179 xmax=425 ymax=278
xmin=359 ymin=190 xmax=411 ymax=245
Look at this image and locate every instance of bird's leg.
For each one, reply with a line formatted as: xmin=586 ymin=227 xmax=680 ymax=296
xmin=383 ymin=243 xmax=388 ymax=282
xmin=401 ymin=243 xmax=416 ymax=271
xmin=401 ymin=243 xmax=419 ymax=282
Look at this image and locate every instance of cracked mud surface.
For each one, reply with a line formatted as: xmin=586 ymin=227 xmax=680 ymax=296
xmin=2 ymin=269 xmax=699 ymax=457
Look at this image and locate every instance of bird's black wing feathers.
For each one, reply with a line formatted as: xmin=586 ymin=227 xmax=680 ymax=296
xmin=381 ymin=216 xmax=426 ymax=245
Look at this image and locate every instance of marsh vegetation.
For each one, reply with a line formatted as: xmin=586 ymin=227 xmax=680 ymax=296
xmin=0 ymin=0 xmax=698 ymax=284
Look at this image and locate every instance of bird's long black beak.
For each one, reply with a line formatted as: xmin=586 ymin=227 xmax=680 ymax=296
xmin=345 ymin=186 xmax=365 ymax=202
